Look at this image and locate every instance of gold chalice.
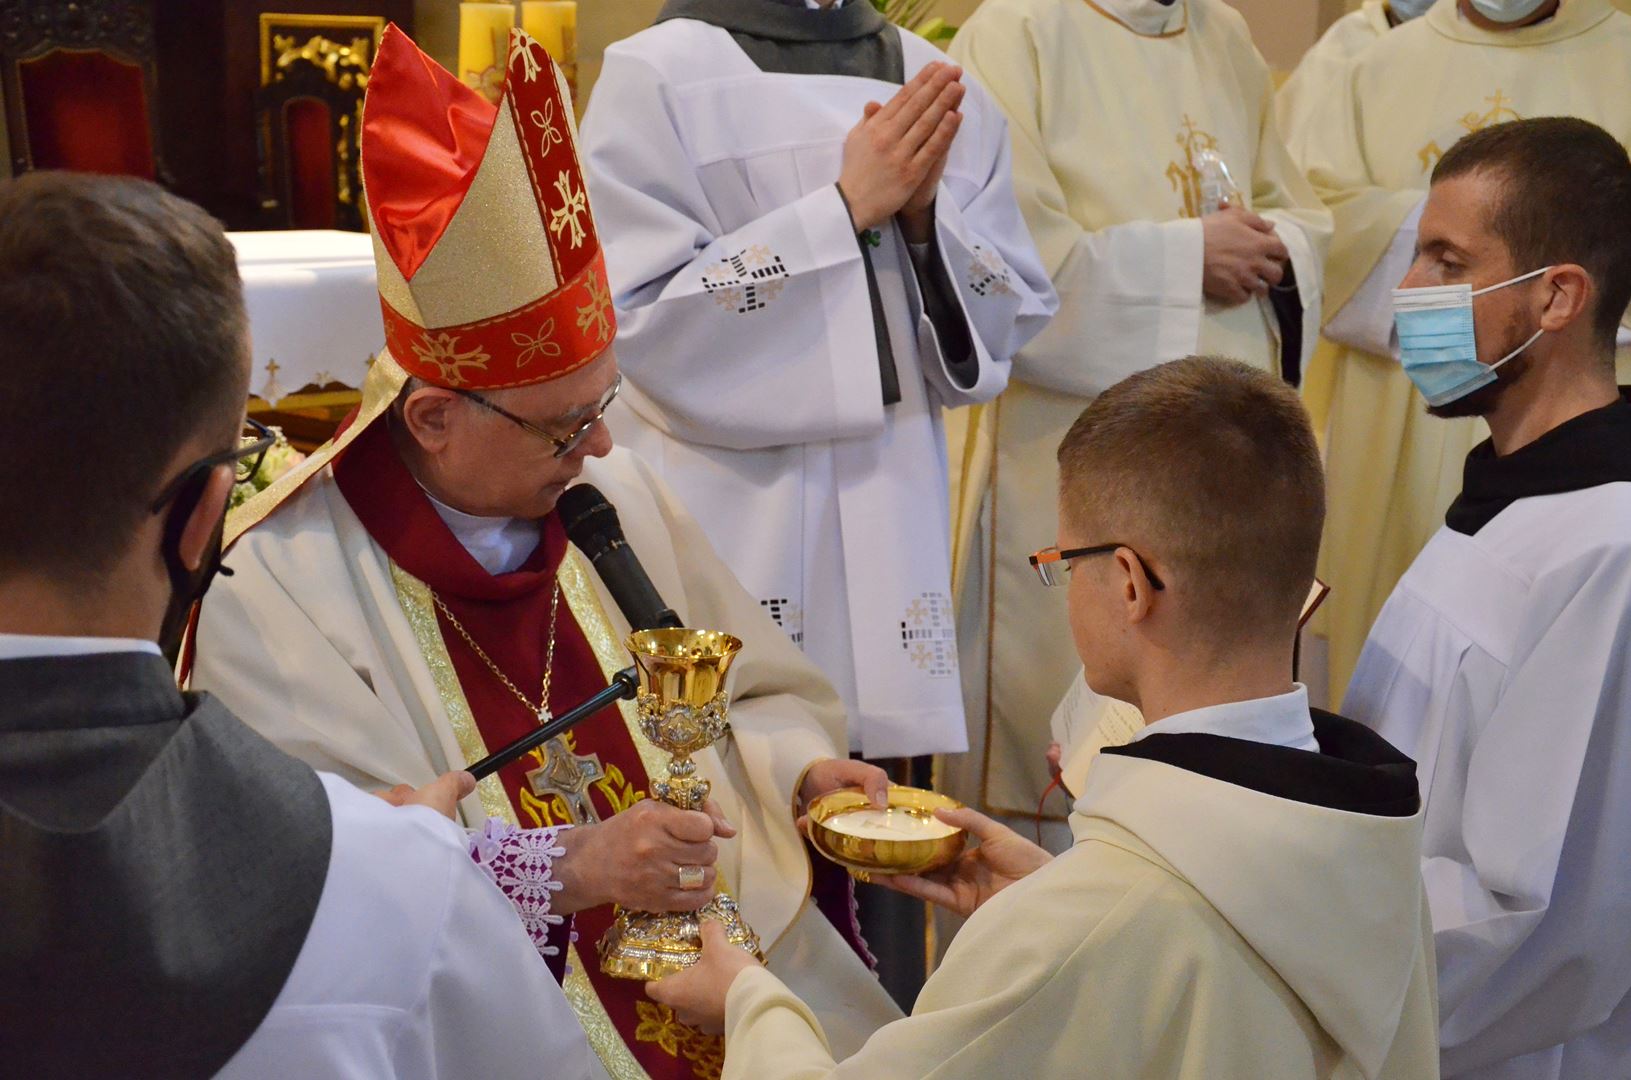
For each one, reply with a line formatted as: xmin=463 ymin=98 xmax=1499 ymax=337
xmin=598 ymin=628 xmax=764 ymax=979
xmin=807 ymin=784 xmax=967 ymax=881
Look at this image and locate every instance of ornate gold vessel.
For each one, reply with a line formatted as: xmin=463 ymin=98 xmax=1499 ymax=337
xmin=598 ymin=628 xmax=764 ymax=979
xmin=807 ymin=784 xmax=967 ymax=880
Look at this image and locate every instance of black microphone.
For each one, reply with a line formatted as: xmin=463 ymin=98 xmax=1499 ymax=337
xmin=465 ymin=668 xmax=638 ymax=780
xmin=558 ymin=483 xmax=682 ymax=631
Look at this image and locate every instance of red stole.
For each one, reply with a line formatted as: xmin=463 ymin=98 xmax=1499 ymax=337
xmin=334 ymin=419 xmax=725 ymax=1080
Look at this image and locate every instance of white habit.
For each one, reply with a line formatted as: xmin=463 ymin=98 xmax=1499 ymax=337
xmin=720 ymin=695 xmax=1440 ymax=1078
xmin=1348 ymin=479 xmax=1631 ymax=1077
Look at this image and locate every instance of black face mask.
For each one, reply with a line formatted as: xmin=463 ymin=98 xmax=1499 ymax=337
xmin=157 ymin=473 xmax=231 ymax=663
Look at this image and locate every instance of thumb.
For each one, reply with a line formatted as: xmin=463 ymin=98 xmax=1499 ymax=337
xmin=863 ymin=769 xmax=891 ymax=809
xmin=699 ymin=918 xmax=731 ymax=952
xmin=933 ymin=806 xmax=1003 ymax=842
xmin=703 ymin=798 xmax=738 ymax=839
xmin=449 ymin=770 xmax=477 ymax=799
xmin=863 ymin=100 xmax=882 ymax=119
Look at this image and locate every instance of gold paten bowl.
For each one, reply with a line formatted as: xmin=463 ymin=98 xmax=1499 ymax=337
xmin=806 ymin=784 xmax=966 ymax=877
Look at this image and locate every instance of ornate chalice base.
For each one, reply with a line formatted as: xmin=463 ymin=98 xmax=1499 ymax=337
xmin=597 ymin=893 xmax=763 ymax=980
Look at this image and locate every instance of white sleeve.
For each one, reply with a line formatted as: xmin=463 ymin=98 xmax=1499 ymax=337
xmin=1324 ymin=197 xmax=1424 ymax=356
xmin=911 ymin=78 xmax=1057 ymax=406
xmin=396 ymin=822 xmax=596 ymax=1079
xmin=582 ymin=49 xmax=881 ymax=452
xmin=1429 ymin=548 xmax=1631 ymax=1074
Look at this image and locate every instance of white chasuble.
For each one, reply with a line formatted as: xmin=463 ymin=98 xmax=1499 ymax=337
xmin=580 ymin=19 xmax=1055 ymax=758
xmin=193 ymin=445 xmax=904 ymax=1077
xmin=944 ymin=0 xmax=1332 ymax=818
xmin=1347 ymin=484 xmax=1631 ymax=1078
xmin=1285 ymin=0 xmax=1631 ymax=700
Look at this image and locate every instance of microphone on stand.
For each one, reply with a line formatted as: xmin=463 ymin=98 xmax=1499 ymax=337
xmin=464 ymin=484 xmax=682 ymax=781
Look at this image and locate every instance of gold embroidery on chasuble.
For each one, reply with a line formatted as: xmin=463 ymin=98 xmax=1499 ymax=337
xmin=1418 ymin=90 xmax=1524 ymax=173
xmin=558 ymin=549 xmax=728 ymax=1079
xmin=397 ymin=549 xmax=726 ymax=1079
xmin=1168 ymin=114 xmax=1224 ymax=219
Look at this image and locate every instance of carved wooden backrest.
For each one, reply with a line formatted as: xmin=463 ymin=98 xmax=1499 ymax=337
xmin=0 ymin=0 xmax=164 ymax=178
xmin=254 ymin=14 xmax=381 ymax=231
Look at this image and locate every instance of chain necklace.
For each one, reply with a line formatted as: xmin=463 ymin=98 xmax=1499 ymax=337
xmin=432 ymin=582 xmax=562 ymax=725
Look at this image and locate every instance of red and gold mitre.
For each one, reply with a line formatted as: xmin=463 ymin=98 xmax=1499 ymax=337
xmin=362 ymin=23 xmax=614 ymax=389
xmin=221 ymin=24 xmax=613 ymax=551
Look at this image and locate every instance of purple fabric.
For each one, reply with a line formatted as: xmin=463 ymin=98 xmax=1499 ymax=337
xmin=468 ymin=819 xmax=571 ymax=972
xmin=809 ymin=843 xmax=877 ymax=969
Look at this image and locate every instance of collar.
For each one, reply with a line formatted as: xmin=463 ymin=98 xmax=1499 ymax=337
xmin=423 ymin=490 xmax=542 ymax=576
xmin=0 ymin=633 xmax=162 ymax=661
xmin=657 ymin=0 xmax=888 ymax=40
xmin=1426 ymin=0 xmax=1614 ymax=46
xmin=0 ymin=650 xmax=183 ymax=733
xmin=1104 ymin=709 xmax=1421 ymax=816
xmin=1133 ymin=684 xmax=1320 ymax=753
xmin=333 ymin=413 xmax=566 ymax=601
xmin=1084 ymin=0 xmax=1189 ymax=37
xmin=1446 ymin=388 xmax=1631 ymax=534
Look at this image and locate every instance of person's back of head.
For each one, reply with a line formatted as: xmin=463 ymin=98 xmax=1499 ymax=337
xmin=0 ymin=172 xmax=251 ymax=649
xmin=1399 ymin=117 xmax=1631 ymax=428
xmin=1053 ymin=357 xmax=1324 ymax=710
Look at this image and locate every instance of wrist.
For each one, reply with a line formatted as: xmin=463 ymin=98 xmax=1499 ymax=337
xmin=834 ymin=181 xmax=882 ymax=234
xmin=552 ymin=823 xmax=606 ymax=914
xmin=898 ymin=205 xmax=934 ymax=245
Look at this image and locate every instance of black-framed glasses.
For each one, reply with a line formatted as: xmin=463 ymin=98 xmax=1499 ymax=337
xmin=1029 ymin=544 xmax=1166 ymax=590
xmin=453 ymin=373 xmax=622 ymax=459
xmin=149 ymin=418 xmax=277 ymax=514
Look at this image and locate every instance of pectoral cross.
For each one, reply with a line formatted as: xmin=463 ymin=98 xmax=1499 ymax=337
xmin=525 ymin=734 xmax=605 ymax=824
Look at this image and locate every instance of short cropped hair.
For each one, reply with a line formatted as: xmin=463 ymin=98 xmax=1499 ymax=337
xmin=1435 ymin=117 xmax=1631 ymax=350
xmin=1056 ymin=358 xmax=1325 ymax=640
xmin=0 ymin=173 xmax=249 ymax=582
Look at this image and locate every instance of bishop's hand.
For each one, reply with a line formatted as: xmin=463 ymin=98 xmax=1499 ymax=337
xmin=1201 ymin=205 xmax=1290 ymax=307
xmin=552 ymin=797 xmax=737 ymax=916
xmin=794 ymin=757 xmax=891 ymax=824
xmin=838 ymin=61 xmax=964 ymax=235
xmin=879 ymin=807 xmax=1052 ymax=918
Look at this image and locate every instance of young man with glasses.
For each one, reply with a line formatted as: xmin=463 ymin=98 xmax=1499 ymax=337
xmin=645 ymin=357 xmax=1439 ymax=1080
xmin=191 ymin=29 xmax=905 ymax=1074
xmin=0 ymin=171 xmax=595 ymax=1077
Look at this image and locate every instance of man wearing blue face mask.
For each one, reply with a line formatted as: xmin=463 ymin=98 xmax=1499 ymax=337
xmin=1286 ymin=0 xmax=1631 ymax=703
xmin=1347 ymin=116 xmax=1631 ymax=1080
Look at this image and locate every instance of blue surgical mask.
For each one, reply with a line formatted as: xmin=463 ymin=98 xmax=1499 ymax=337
xmin=1391 ymin=267 xmax=1551 ymax=407
xmin=1468 ymin=0 xmax=1551 ymax=22
xmin=1388 ymin=0 xmax=1434 ymax=20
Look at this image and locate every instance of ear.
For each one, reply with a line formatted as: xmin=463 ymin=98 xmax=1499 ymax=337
xmin=1114 ymin=547 xmax=1158 ymax=626
xmin=400 ymin=386 xmax=463 ymax=453
xmin=179 ymin=464 xmax=235 ymax=572
xmin=1538 ymin=263 xmax=1595 ymax=335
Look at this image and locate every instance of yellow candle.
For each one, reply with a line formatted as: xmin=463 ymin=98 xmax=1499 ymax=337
xmin=459 ymin=2 xmax=516 ymax=104
xmin=520 ymin=1 xmax=577 ymax=98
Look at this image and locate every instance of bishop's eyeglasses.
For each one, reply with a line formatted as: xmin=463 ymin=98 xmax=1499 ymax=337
xmin=453 ymin=374 xmax=622 ymax=458
xmin=1028 ymin=544 xmax=1166 ymax=590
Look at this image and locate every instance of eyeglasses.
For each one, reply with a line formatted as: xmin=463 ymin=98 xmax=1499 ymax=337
xmin=453 ymin=373 xmax=622 ymax=458
xmin=1028 ymin=544 xmax=1166 ymax=590
xmin=149 ymin=418 xmax=277 ymax=514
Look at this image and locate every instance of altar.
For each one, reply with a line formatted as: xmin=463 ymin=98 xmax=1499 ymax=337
xmin=230 ymin=228 xmax=382 ymax=446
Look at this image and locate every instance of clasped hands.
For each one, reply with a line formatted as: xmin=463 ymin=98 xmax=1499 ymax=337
xmin=837 ymin=60 xmax=965 ymax=244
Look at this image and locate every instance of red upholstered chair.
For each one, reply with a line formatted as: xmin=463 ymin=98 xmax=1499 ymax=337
xmin=1 ymin=0 xmax=165 ymax=179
